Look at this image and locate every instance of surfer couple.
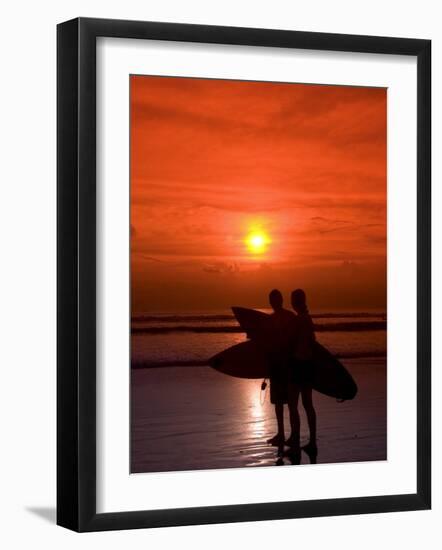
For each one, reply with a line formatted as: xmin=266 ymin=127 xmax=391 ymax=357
xmin=266 ymin=288 xmax=317 ymax=460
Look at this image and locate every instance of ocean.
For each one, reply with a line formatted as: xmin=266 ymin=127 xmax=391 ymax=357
xmin=131 ymin=309 xmax=387 ymax=369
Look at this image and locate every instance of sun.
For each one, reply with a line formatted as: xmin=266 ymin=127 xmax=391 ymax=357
xmin=246 ymin=231 xmax=270 ymax=254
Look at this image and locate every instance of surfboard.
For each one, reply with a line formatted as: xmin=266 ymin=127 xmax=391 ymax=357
xmin=209 ymin=307 xmax=358 ymax=401
xmin=209 ymin=340 xmax=269 ymax=379
xmin=232 ymin=307 xmax=270 ymax=342
xmin=232 ymin=306 xmax=270 ymax=329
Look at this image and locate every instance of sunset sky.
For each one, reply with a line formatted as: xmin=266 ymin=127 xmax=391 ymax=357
xmin=130 ymin=76 xmax=386 ymax=313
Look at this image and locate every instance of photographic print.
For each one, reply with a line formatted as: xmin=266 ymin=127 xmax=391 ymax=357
xmin=130 ymin=75 xmax=387 ymax=473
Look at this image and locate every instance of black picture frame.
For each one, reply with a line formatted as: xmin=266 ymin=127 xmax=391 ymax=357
xmin=57 ymin=17 xmax=431 ymax=532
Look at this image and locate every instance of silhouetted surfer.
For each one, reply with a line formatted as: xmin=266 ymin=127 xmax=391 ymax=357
xmin=286 ymin=289 xmax=317 ymax=460
xmin=266 ymin=289 xmax=297 ymax=448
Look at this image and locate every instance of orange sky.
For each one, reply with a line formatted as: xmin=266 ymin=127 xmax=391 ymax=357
xmin=130 ymin=76 xmax=386 ymax=313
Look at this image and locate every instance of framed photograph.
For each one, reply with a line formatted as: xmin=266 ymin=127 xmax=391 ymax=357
xmin=57 ymin=17 xmax=431 ymax=532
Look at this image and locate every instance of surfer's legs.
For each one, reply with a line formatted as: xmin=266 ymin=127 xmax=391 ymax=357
xmin=286 ymin=385 xmax=300 ymax=449
xmin=275 ymin=403 xmax=285 ymax=437
xmin=268 ymin=366 xmax=287 ymax=445
xmin=267 ymin=404 xmax=285 ymax=445
xmin=301 ymin=387 xmax=317 ymax=445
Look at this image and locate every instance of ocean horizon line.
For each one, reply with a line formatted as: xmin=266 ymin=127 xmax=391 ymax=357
xmin=132 ymin=311 xmax=386 ymax=323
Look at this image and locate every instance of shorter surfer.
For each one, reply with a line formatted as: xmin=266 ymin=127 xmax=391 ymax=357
xmin=265 ymin=289 xmax=297 ymax=449
xmin=285 ymin=289 xmax=317 ymax=459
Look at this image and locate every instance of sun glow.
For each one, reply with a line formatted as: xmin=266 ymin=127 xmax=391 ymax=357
xmin=246 ymin=231 xmax=270 ymax=254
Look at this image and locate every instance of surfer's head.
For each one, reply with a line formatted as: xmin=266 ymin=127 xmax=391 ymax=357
xmin=291 ymin=288 xmax=308 ymax=314
xmin=269 ymin=289 xmax=283 ymax=311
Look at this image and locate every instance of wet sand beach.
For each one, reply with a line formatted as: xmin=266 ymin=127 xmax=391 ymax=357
xmin=131 ymin=357 xmax=386 ymax=473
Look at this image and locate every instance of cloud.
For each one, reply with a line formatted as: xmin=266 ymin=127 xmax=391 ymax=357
xmin=203 ymin=262 xmax=240 ymax=274
xmin=134 ymin=253 xmax=169 ymax=263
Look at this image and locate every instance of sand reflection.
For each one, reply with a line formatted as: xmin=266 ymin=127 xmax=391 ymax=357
xmin=241 ymin=380 xmax=277 ymax=467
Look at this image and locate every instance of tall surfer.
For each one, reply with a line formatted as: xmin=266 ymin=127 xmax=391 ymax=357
xmin=265 ymin=289 xmax=297 ymax=448
xmin=286 ymin=289 xmax=317 ymax=460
